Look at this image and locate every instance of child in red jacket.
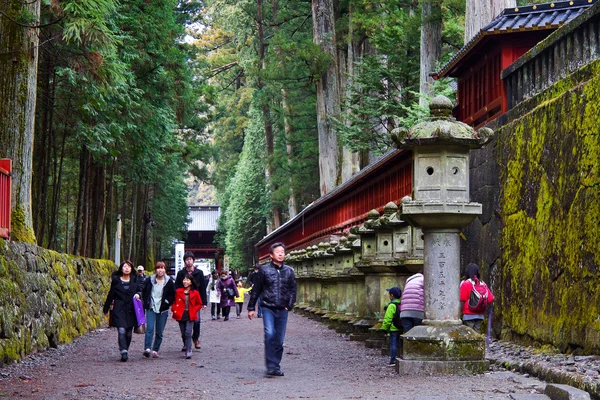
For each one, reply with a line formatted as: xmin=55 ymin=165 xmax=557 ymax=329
xmin=172 ymin=275 xmax=202 ymax=359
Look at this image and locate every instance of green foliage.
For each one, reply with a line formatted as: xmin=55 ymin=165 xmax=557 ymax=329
xmin=223 ymin=104 xmax=270 ymax=268
xmin=338 ymin=0 xmax=464 ymax=153
xmin=32 ymin=0 xmax=209 ymax=259
xmin=201 ymin=0 xmax=319 ymax=263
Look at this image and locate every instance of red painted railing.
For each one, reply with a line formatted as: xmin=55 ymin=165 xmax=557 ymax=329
xmin=0 ymin=159 xmax=11 ymax=240
xmin=256 ymin=150 xmax=413 ymax=261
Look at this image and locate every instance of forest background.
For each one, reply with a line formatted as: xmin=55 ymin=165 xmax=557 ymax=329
xmin=0 ymin=0 xmax=548 ymax=271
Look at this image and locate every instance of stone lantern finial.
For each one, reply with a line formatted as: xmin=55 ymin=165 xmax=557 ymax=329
xmin=429 ymin=95 xmax=453 ymax=118
xmin=390 ymin=95 xmax=494 ymax=149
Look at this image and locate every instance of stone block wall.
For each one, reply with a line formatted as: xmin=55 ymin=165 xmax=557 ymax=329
xmin=0 ymin=239 xmax=114 ymax=365
xmin=464 ymin=59 xmax=600 ymax=354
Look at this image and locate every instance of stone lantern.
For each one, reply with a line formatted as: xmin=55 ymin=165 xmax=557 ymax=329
xmin=391 ymin=95 xmax=494 ymax=374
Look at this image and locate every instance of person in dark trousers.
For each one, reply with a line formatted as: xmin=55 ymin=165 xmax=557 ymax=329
xmin=247 ymin=264 xmax=263 ymax=317
xmin=142 ymin=261 xmax=175 ymax=358
xmin=248 ymin=242 xmax=297 ymax=377
xmin=460 ymin=263 xmax=494 ymax=332
xmin=217 ymin=270 xmax=239 ymax=321
xmin=207 ymin=270 xmax=221 ymax=319
xmin=174 ymin=251 xmax=207 ymax=350
xmin=400 ymin=271 xmax=424 ymax=334
xmin=381 ymin=286 xmax=402 ymax=366
xmin=103 ymin=260 xmax=143 ymax=362
xmin=171 ymin=274 xmax=202 ymax=359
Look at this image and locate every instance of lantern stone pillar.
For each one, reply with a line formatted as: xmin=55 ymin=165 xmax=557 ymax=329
xmin=392 ymin=95 xmax=494 ymax=374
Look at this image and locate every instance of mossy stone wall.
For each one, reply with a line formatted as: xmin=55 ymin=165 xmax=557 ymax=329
xmin=0 ymin=239 xmax=114 ymax=365
xmin=464 ymin=59 xmax=600 ymax=354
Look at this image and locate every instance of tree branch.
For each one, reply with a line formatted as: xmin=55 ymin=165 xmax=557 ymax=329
xmin=0 ymin=10 xmax=64 ymax=29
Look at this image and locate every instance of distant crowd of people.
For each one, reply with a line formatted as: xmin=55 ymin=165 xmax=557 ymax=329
xmin=103 ymin=243 xmax=296 ymax=377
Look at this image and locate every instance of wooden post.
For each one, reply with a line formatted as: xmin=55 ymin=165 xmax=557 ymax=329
xmin=0 ymin=159 xmax=12 ymax=239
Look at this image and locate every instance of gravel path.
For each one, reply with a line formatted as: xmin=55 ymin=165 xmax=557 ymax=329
xmin=0 ymin=308 xmax=562 ymax=399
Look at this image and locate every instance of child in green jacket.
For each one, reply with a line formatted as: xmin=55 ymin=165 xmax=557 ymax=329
xmin=382 ymin=286 xmax=402 ymax=365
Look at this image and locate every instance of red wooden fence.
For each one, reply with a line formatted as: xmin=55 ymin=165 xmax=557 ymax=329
xmin=0 ymin=159 xmax=11 ymax=240
xmin=256 ymin=150 xmax=413 ymax=261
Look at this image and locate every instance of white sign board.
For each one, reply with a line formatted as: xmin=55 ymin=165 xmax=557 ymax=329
xmin=175 ymin=242 xmax=185 ymax=276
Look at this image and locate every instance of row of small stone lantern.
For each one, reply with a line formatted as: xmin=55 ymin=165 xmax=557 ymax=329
xmin=287 ymin=202 xmax=424 ymax=338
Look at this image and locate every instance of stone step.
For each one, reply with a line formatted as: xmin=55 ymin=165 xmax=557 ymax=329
xmin=544 ymin=384 xmax=591 ymax=400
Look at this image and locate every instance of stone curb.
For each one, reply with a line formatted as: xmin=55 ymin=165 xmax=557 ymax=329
xmin=490 ymin=357 xmax=599 ymax=400
xmin=545 ymin=384 xmax=591 ymax=400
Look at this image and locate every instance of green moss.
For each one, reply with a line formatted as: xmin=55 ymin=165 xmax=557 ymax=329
xmin=10 ymin=204 xmax=36 ymax=244
xmin=0 ymin=241 xmax=115 ymax=364
xmin=498 ymin=59 xmax=600 ymax=354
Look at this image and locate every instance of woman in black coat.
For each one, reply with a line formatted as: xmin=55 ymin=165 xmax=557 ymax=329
xmin=103 ymin=260 xmax=143 ymax=362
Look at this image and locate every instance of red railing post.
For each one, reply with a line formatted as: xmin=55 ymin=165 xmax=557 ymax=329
xmin=0 ymin=159 xmax=12 ymax=240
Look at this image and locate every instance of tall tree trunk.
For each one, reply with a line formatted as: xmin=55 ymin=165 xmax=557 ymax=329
xmin=48 ymin=97 xmax=67 ymax=250
xmin=128 ymin=184 xmax=137 ymax=261
xmin=312 ymin=0 xmax=342 ymax=195
xmin=258 ymin=0 xmax=281 ymax=230
xmin=0 ymin=0 xmax=41 ymax=243
xmin=81 ymin=152 xmax=92 ymax=257
xmin=144 ymin=184 xmax=154 ymax=268
xmin=281 ymin=89 xmax=297 ymax=218
xmin=33 ymin=49 xmax=51 ymax=244
xmin=341 ymin=4 xmax=361 ymax=181
xmin=73 ymin=147 xmax=88 ymax=255
xmin=105 ymin=160 xmax=116 ymax=260
xmin=464 ymin=0 xmax=515 ymax=44
xmin=419 ymin=0 xmax=443 ymax=108
xmin=90 ymin=164 xmax=106 ymax=259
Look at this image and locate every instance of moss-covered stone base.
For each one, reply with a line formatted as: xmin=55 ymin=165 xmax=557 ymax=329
xmin=402 ymin=324 xmax=486 ymax=361
xmin=0 ymin=239 xmax=114 ymax=365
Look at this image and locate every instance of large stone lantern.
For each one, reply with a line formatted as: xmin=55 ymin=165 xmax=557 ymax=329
xmin=391 ymin=95 xmax=494 ymax=374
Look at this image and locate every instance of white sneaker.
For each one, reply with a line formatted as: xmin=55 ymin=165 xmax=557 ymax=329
xmin=143 ymin=348 xmax=151 ymax=358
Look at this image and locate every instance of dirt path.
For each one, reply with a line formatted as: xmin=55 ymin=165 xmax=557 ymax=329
xmin=0 ymin=308 xmax=548 ymax=399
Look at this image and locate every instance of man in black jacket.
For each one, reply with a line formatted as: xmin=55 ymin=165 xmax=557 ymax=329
xmin=175 ymin=251 xmax=207 ymax=349
xmin=248 ymin=242 xmax=296 ymax=377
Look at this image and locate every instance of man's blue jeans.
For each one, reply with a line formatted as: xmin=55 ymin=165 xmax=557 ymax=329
xmin=389 ymin=331 xmax=400 ymax=364
xmin=261 ymin=307 xmax=288 ymax=371
xmin=145 ymin=310 xmax=169 ymax=351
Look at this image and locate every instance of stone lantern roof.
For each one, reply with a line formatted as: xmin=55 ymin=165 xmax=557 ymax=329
xmin=391 ymin=95 xmax=494 ymax=149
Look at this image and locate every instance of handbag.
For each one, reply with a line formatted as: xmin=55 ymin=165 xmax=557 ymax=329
xmin=133 ymin=297 xmax=146 ymax=325
xmin=134 ymin=323 xmax=146 ymax=334
xmin=226 ymin=288 xmax=235 ymax=297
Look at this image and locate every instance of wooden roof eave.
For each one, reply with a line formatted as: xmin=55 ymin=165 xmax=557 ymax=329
xmin=438 ymin=25 xmax=563 ymax=78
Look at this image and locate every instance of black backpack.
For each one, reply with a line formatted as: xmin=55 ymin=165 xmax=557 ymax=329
xmin=389 ymin=301 xmax=401 ymax=330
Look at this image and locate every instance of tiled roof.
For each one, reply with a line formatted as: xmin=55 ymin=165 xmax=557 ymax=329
xmin=437 ymin=0 xmax=596 ymax=77
xmin=187 ymin=206 xmax=220 ymax=231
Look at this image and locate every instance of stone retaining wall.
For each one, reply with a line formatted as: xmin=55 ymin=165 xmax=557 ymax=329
xmin=0 ymin=239 xmax=114 ymax=365
xmin=464 ymin=58 xmax=600 ymax=354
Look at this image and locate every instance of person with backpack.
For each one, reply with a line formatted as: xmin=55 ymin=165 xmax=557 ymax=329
xmin=381 ymin=286 xmax=402 ymax=366
xmin=460 ymin=263 xmax=494 ymax=333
